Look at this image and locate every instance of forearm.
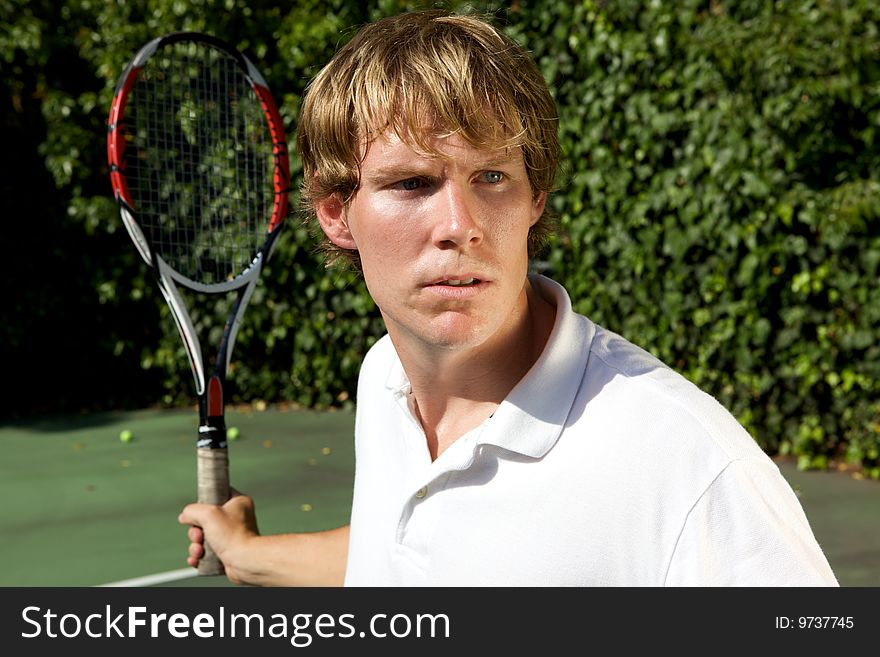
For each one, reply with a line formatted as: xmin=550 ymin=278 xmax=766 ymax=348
xmin=223 ymin=525 xmax=350 ymax=587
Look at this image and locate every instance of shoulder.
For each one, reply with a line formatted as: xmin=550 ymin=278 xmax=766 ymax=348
xmin=666 ymin=456 xmax=839 ymax=585
xmin=580 ymin=324 xmax=765 ymax=463
xmin=528 ymin=275 xmax=764 ymax=466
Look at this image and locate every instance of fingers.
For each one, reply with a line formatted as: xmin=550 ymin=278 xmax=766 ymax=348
xmin=179 ymin=505 xmax=212 ymax=569
xmin=178 ymin=493 xmax=258 ymax=571
xmin=187 ymin=539 xmax=204 ymax=567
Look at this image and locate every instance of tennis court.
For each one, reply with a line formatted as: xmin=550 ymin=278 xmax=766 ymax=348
xmin=0 ymin=406 xmax=877 ymax=587
xmin=0 ymin=406 xmax=353 ymax=587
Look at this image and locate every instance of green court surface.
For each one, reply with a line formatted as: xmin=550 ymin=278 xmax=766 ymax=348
xmin=0 ymin=407 xmax=355 ymax=587
xmin=0 ymin=407 xmax=877 ymax=587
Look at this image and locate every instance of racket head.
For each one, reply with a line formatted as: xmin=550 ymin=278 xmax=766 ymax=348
xmin=107 ymin=32 xmax=290 ymax=290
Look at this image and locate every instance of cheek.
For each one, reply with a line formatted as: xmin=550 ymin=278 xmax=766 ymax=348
xmin=347 ymin=214 xmax=411 ymax=285
xmin=482 ymin=205 xmax=533 ymax=253
xmin=350 ymin=198 xmax=429 ymax=256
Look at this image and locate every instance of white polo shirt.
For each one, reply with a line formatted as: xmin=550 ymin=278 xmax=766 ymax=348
xmin=344 ymin=275 xmax=838 ymax=586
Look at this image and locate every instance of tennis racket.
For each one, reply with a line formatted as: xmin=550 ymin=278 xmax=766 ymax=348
xmin=107 ymin=32 xmax=289 ymax=575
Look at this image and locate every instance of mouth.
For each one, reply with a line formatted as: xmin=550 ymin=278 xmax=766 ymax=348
xmin=433 ymin=278 xmax=480 ymax=287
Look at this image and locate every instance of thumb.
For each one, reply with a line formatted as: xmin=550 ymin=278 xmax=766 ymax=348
xmin=179 ymin=488 xmax=242 ymax=526
xmin=178 ymin=502 xmax=218 ymax=528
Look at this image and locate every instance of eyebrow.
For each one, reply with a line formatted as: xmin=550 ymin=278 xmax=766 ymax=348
xmin=364 ymin=154 xmax=520 ymax=184
xmin=364 ymin=164 xmax=435 ymax=184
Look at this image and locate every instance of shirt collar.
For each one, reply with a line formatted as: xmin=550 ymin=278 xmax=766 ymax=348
xmin=480 ymin=275 xmax=594 ymax=458
xmin=383 ymin=275 xmax=595 ymax=458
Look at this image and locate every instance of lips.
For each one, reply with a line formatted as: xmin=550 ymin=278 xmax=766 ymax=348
xmin=422 ymin=274 xmax=488 ymax=300
xmin=436 ymin=278 xmax=478 ymax=286
xmin=428 ymin=272 xmax=486 ymax=286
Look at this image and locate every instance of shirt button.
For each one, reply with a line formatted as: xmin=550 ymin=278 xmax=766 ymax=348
xmin=415 ymin=486 xmax=428 ymax=499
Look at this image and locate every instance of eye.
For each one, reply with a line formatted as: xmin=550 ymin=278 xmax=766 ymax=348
xmin=397 ymin=178 xmax=426 ymax=191
xmin=479 ymin=171 xmax=504 ymax=184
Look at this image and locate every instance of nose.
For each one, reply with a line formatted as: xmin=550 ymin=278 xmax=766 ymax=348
xmin=431 ymin=181 xmax=483 ymax=249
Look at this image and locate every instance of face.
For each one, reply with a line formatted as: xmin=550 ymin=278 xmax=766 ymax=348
xmin=317 ymin=131 xmax=546 ymax=355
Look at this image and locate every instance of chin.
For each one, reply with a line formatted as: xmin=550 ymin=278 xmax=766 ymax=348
xmin=417 ymin=317 xmax=495 ymax=351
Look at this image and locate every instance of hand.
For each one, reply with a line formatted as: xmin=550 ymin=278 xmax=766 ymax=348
xmin=178 ymin=490 xmax=260 ymax=584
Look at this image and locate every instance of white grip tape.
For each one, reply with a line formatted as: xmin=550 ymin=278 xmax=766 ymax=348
xmin=197 ymin=447 xmax=230 ymax=576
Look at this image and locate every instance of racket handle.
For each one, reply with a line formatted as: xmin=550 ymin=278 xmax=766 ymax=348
xmin=197 ymin=446 xmax=230 ymax=576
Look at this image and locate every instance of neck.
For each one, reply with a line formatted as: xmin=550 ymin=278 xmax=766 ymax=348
xmin=392 ymin=278 xmax=556 ymax=460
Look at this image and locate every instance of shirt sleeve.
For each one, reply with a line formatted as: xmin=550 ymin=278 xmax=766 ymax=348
xmin=664 ymin=458 xmax=839 ymax=586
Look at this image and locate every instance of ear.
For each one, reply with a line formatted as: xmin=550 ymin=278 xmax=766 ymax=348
xmin=529 ymin=191 xmax=548 ymax=227
xmin=315 ymin=193 xmax=358 ymax=250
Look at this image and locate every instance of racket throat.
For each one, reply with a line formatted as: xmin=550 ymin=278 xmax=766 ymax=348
xmin=197 ymin=375 xmax=227 ymax=449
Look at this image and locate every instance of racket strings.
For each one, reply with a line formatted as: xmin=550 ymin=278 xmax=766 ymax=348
xmin=123 ymin=40 xmax=274 ymax=285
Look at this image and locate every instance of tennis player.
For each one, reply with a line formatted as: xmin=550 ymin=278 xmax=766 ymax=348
xmin=179 ymin=9 xmax=838 ymax=586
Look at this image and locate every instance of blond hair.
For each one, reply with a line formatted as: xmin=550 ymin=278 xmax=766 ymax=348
xmin=297 ymin=9 xmax=560 ymax=270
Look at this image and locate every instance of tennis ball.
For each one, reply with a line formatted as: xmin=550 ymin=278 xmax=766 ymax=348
xmin=227 ymin=426 xmax=240 ymax=441
xmin=119 ymin=429 xmax=133 ymax=443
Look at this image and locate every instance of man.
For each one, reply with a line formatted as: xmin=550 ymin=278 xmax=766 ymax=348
xmin=179 ymin=10 xmax=838 ymax=586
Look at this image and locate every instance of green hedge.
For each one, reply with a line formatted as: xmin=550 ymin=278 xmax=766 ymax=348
xmin=2 ymin=0 xmax=878 ymax=477
xmin=526 ymin=0 xmax=880 ymax=475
